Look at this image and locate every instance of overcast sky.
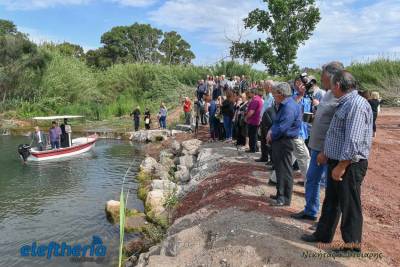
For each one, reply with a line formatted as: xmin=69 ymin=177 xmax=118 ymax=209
xmin=0 ymin=0 xmax=399 ymax=69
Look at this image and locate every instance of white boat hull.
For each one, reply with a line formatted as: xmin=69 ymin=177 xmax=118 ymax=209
xmin=27 ymin=135 xmax=97 ymax=162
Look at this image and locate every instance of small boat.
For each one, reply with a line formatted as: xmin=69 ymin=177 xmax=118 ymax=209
xmin=18 ymin=115 xmax=98 ymax=162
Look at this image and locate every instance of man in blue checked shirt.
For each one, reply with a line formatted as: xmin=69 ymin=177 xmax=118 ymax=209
xmin=301 ymin=70 xmax=373 ymax=251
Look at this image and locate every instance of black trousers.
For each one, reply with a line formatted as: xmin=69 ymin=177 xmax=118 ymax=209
xmin=271 ymin=138 xmax=294 ymax=204
xmin=315 ymin=159 xmax=368 ymax=244
xmin=260 ymin=131 xmax=268 ymax=161
xmin=248 ymin=125 xmax=258 ymax=152
xmin=372 ymin=112 xmax=377 ymax=133
xmin=134 ymin=118 xmax=140 ymax=131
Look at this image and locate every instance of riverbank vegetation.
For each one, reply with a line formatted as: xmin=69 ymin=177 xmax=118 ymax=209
xmin=1 ymin=18 xmax=399 ymax=122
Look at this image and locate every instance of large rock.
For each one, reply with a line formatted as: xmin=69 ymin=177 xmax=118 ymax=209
xmin=146 ymin=190 xmax=166 ymax=216
xmin=131 ymin=130 xmax=170 ymax=143
xmin=140 ymin=157 xmax=158 ymax=174
xmin=124 ymin=235 xmax=153 ymax=257
xmin=175 ymin=124 xmax=192 ymax=132
xmin=125 ymin=213 xmax=148 ymax=232
xmin=151 ymin=180 xmax=178 ymax=193
xmin=159 ymin=150 xmax=175 ymax=170
xmin=179 ymin=154 xmax=196 ymax=169
xmin=105 ymin=200 xmax=120 ymax=223
xmin=159 ymin=225 xmax=205 ymax=257
xmin=181 ymin=139 xmax=202 ymax=155
xmin=175 ymin=165 xmax=190 ymax=183
xmin=153 ymin=163 xmax=171 ymax=180
xmin=171 ymin=140 xmax=182 ymax=156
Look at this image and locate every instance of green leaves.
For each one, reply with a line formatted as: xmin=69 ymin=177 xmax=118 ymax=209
xmin=159 ymin=31 xmax=195 ymax=65
xmin=118 ymin=190 xmax=125 ymax=267
xmin=232 ymin=0 xmax=321 ymax=76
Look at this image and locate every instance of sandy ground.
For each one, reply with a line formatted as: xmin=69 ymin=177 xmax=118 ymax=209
xmin=146 ymin=107 xmax=400 ymax=267
xmin=359 ymin=108 xmax=400 ymax=266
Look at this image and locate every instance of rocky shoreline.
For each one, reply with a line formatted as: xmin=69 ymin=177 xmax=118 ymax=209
xmin=105 ymin=128 xmax=391 ymax=267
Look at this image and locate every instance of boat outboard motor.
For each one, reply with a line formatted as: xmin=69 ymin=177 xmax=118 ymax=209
xmin=18 ymin=144 xmax=31 ymax=162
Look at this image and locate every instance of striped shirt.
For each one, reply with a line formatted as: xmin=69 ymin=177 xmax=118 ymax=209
xmin=324 ymin=90 xmax=373 ymax=161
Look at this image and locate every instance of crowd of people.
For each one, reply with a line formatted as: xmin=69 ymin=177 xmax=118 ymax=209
xmin=181 ymin=61 xmax=380 ymax=252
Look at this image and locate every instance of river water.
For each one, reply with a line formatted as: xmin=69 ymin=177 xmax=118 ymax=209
xmin=0 ymin=135 xmax=144 ymax=267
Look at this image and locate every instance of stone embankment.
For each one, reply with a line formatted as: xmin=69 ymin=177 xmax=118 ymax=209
xmin=107 ymin=129 xmax=391 ymax=267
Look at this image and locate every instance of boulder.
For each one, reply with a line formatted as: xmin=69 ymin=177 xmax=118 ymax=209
xmin=146 ymin=190 xmax=166 ymax=216
xmin=175 ymin=124 xmax=192 ymax=132
xmin=131 ymin=130 xmax=170 ymax=143
xmin=124 ymin=236 xmax=154 ymax=257
xmin=105 ymin=200 xmax=120 ymax=223
xmin=153 ymin=163 xmax=171 ymax=180
xmin=125 ymin=213 xmax=148 ymax=232
xmin=140 ymin=156 xmax=158 ymax=174
xmin=171 ymin=140 xmax=182 ymax=155
xmin=171 ymin=130 xmax=185 ymax=136
xmin=179 ymin=154 xmax=196 ymax=169
xmin=159 ymin=150 xmax=175 ymax=170
xmin=174 ymin=165 xmax=190 ymax=183
xmin=181 ymin=139 xmax=202 ymax=155
xmin=151 ymin=180 xmax=178 ymax=193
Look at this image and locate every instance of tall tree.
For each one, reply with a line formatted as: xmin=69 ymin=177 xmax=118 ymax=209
xmin=231 ymin=0 xmax=320 ymax=76
xmin=0 ymin=31 xmax=47 ymax=103
xmin=0 ymin=19 xmax=17 ymax=35
xmin=101 ymin=23 xmax=163 ymax=64
xmin=159 ymin=31 xmax=195 ymax=65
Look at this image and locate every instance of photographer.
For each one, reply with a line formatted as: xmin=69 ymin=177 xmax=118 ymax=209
xmin=292 ymin=76 xmax=312 ymax=184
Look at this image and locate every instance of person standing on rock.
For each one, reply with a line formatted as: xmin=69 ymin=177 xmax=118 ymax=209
xmin=158 ymin=103 xmax=168 ymax=129
xmin=183 ymin=97 xmax=192 ymax=125
xmin=291 ymin=61 xmax=343 ymax=221
xmin=267 ymin=82 xmax=301 ymax=206
xmin=144 ymin=108 xmax=151 ymax=130
xmin=301 ymin=70 xmax=373 ymax=252
xmin=130 ymin=106 xmax=141 ymax=131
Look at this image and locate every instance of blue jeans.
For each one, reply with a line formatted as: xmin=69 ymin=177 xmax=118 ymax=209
xmin=159 ymin=116 xmax=167 ymax=129
xmin=223 ymin=115 xmax=233 ymax=139
xmin=51 ymin=140 xmax=60 ymax=149
xmin=304 ymin=149 xmax=328 ymax=217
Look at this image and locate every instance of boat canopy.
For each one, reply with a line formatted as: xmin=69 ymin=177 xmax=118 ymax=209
xmin=32 ymin=115 xmax=84 ymax=120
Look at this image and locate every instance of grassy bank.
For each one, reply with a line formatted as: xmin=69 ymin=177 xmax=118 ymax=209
xmin=2 ymin=50 xmax=399 ymax=122
xmin=305 ymin=58 xmax=400 ymax=105
xmin=0 ymin=48 xmax=270 ymax=120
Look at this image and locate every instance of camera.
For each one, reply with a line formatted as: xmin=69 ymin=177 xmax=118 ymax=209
xmin=299 ymin=72 xmax=316 ymax=98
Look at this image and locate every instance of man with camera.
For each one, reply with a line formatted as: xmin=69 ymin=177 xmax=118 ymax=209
xmin=291 ymin=76 xmax=312 ymax=185
xmin=292 ymin=61 xmax=344 ymax=221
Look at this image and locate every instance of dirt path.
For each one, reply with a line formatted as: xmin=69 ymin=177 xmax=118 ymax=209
xmin=160 ymin=107 xmax=400 ymax=267
xmin=360 ymin=108 xmax=400 ymax=266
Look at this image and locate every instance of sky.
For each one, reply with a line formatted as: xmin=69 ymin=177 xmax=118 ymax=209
xmin=0 ymin=0 xmax=399 ymax=69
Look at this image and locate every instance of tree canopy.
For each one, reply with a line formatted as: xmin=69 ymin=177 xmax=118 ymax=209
xmin=159 ymin=31 xmax=195 ymax=65
xmin=92 ymin=23 xmax=195 ymax=67
xmin=231 ymin=0 xmax=320 ymax=76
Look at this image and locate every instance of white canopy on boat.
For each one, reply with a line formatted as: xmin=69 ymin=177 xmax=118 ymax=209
xmin=32 ymin=115 xmax=84 ymax=120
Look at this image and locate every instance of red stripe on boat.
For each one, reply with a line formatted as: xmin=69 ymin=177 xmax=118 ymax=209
xmin=31 ymin=141 xmax=95 ymax=158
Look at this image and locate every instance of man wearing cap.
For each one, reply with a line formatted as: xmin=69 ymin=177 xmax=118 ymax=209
xmin=245 ymin=87 xmax=264 ymax=153
xmin=301 ymin=70 xmax=373 ymax=251
xmin=267 ymin=82 xmax=301 ymax=206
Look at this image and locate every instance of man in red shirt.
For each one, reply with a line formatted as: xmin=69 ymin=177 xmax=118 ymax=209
xmin=183 ymin=97 xmax=192 ymax=125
